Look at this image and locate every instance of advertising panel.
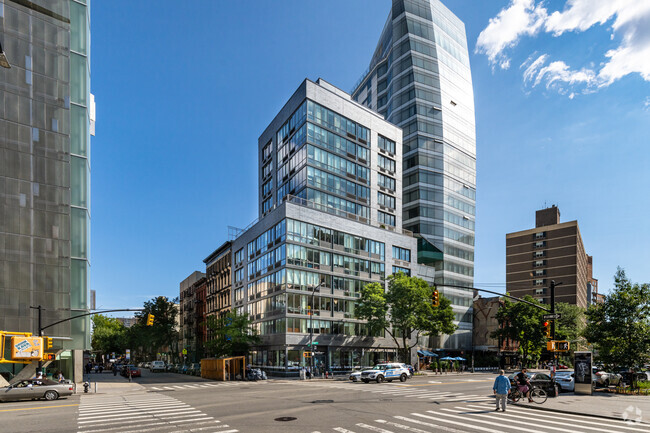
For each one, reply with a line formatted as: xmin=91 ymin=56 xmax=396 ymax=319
xmin=126 ymin=349 xmax=131 ymax=360
xmin=11 ymin=337 xmax=43 ymax=360
xmin=574 ymin=351 xmax=593 ymax=395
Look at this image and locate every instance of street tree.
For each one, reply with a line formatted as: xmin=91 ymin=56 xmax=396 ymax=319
xmin=204 ymin=311 xmax=260 ymax=358
xmin=356 ymin=273 xmax=457 ymax=363
xmin=584 ymin=268 xmax=650 ymax=369
xmin=129 ymin=296 xmax=179 ymax=361
xmin=491 ymin=295 xmax=545 ymax=367
xmin=91 ymin=315 xmax=127 ymax=358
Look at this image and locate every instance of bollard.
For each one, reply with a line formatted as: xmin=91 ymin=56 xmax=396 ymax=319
xmin=94 ymin=382 xmax=97 ymax=393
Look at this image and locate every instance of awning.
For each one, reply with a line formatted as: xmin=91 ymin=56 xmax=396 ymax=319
xmin=417 ymin=350 xmax=438 ymax=357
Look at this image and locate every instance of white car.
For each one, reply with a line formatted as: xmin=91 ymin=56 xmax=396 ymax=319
xmin=150 ymin=360 xmax=166 ymax=372
xmin=360 ymin=363 xmax=410 ymax=383
xmin=349 ymin=370 xmax=362 ymax=382
xmin=555 ymin=371 xmax=574 ymax=392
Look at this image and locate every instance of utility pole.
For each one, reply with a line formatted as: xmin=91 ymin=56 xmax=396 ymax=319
xmin=29 ymin=305 xmax=43 ymax=372
xmin=550 ymin=280 xmax=563 ymax=374
xmin=308 ymin=282 xmax=323 ymax=379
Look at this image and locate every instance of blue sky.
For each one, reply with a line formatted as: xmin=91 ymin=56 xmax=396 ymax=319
xmin=90 ymin=1 xmax=650 ymax=311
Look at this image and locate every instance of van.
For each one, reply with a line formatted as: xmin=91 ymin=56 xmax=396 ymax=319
xmin=150 ymin=360 xmax=166 ymax=372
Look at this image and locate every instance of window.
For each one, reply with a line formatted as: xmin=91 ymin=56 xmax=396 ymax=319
xmin=378 ymin=155 xmax=396 ymax=173
xmin=534 ymin=241 xmax=546 ymax=248
xmin=533 ymin=251 xmax=545 ymax=258
xmin=534 ymin=288 xmax=545 ymax=295
xmin=262 ymin=197 xmax=273 ymax=214
xmin=534 ymin=269 xmax=545 ymax=276
xmin=234 ymin=249 xmax=244 ymax=265
xmin=262 ymin=140 xmax=272 ymax=160
xmin=262 ymin=161 xmax=273 ymax=178
xmin=378 ymin=135 xmax=396 ymax=154
xmin=392 ymin=266 xmax=410 ymax=276
xmin=377 ymin=192 xmax=396 ymax=209
xmin=378 ymin=211 xmax=395 ymax=227
xmin=378 ymin=173 xmax=396 ymax=191
xmin=535 ymin=232 xmax=546 ymax=239
xmin=262 ymin=179 xmax=273 ymax=197
xmin=235 ymin=269 xmax=244 ymax=285
xmin=392 ymin=246 xmax=411 ymax=262
xmin=534 ymin=279 xmax=545 ymax=286
xmin=534 ymin=260 xmax=546 ymax=267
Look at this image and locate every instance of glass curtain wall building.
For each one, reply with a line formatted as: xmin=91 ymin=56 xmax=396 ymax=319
xmin=0 ymin=0 xmax=93 ymax=381
xmin=233 ymin=78 xmax=417 ymax=373
xmin=352 ymin=0 xmax=476 ymax=350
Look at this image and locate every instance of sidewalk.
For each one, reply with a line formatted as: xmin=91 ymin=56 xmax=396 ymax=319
xmin=75 ymin=371 xmax=145 ymax=395
xmin=515 ymin=392 xmax=650 ymax=424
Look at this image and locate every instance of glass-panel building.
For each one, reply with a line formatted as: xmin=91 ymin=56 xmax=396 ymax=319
xmin=352 ymin=0 xmax=475 ymax=351
xmin=0 ymin=0 xmax=93 ymax=382
xmin=233 ymin=79 xmax=417 ymax=373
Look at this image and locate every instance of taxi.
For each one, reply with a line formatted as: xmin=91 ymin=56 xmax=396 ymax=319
xmin=360 ymin=363 xmax=410 ymax=383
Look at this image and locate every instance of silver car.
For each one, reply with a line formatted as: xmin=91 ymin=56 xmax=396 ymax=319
xmin=1 ymin=379 xmax=74 ymax=402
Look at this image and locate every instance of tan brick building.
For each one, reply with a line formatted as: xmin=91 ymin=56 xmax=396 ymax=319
xmin=506 ymin=206 xmax=590 ymax=309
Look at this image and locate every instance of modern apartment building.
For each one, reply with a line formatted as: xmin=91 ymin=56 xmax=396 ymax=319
xmin=506 ymin=206 xmax=591 ymax=309
xmin=352 ymin=0 xmax=476 ymax=350
xmin=229 ymin=78 xmax=418 ymax=372
xmin=1 ymin=0 xmax=93 ymax=382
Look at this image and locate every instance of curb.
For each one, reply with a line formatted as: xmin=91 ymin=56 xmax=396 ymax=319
xmin=514 ymin=401 xmax=649 ymax=425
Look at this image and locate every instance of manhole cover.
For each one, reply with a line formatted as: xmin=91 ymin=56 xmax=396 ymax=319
xmin=275 ymin=417 xmax=297 ymax=422
xmin=312 ymin=400 xmax=334 ymax=404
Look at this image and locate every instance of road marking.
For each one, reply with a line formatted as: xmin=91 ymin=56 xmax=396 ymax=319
xmin=435 ymin=409 xmax=547 ymax=433
xmin=150 ymin=386 xmax=162 ymax=390
xmin=78 ymin=422 xmax=168 ymax=433
xmin=412 ymin=412 xmax=503 ymax=433
xmin=333 ymin=428 xmax=358 ymax=433
xmin=355 ymin=423 xmax=394 ymax=432
xmin=168 ymin=416 xmax=214 ymax=423
xmin=375 ymin=419 xmax=430 ymax=433
xmin=399 ymin=380 xmax=492 ymax=387
xmin=393 ymin=415 xmax=465 ymax=433
xmin=451 ymin=405 xmax=578 ymax=432
xmin=0 ymin=403 xmax=79 ymax=412
xmin=78 ymin=407 xmax=198 ymax=420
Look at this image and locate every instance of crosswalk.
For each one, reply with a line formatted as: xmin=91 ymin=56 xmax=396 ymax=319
xmin=294 ymin=380 xmax=492 ymax=403
xmin=77 ymin=393 xmax=238 ymax=433
xmin=147 ymin=381 xmax=267 ymax=392
xmin=324 ymin=402 xmax=648 ymax=433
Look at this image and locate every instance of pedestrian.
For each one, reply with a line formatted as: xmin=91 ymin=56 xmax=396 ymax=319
xmin=56 ymin=371 xmax=64 ymax=382
xmin=493 ymin=370 xmax=511 ymax=412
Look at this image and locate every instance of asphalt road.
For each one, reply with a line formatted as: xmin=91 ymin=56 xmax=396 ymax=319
xmin=1 ymin=370 xmax=642 ymax=433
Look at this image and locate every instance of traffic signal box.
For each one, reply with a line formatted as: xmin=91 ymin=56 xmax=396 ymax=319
xmin=44 ymin=337 xmax=53 ymax=350
xmin=543 ymin=321 xmax=551 ymax=338
xmin=432 ymin=288 xmax=440 ymax=307
xmin=146 ymin=314 xmax=154 ymax=326
xmin=547 ymin=341 xmax=570 ymax=352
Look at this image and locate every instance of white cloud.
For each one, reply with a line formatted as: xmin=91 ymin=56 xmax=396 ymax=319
xmin=478 ymin=0 xmax=650 ymax=95
xmin=475 ymin=0 xmax=547 ymax=70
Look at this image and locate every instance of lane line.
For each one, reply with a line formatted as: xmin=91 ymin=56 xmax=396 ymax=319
xmin=0 ymin=403 xmax=79 ymax=412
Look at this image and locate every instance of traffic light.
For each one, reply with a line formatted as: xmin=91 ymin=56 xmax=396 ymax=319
xmin=44 ymin=337 xmax=53 ymax=350
xmin=432 ymin=287 xmax=440 ymax=308
xmin=44 ymin=353 xmax=56 ymax=361
xmin=146 ymin=314 xmax=154 ymax=326
xmin=543 ymin=321 xmax=551 ymax=338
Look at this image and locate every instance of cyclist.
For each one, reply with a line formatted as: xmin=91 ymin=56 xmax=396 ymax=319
xmin=516 ymin=367 xmax=533 ymax=402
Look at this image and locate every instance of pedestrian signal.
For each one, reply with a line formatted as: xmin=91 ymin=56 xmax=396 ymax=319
xmin=146 ymin=314 xmax=154 ymax=326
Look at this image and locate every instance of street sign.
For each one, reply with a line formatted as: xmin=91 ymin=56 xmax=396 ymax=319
xmin=542 ymin=313 xmax=561 ymax=320
xmin=11 ymin=337 xmax=43 ymax=360
xmin=125 ymin=349 xmax=131 ymax=360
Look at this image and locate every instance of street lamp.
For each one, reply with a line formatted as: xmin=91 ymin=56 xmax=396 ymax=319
xmin=308 ymin=281 xmax=323 ymax=379
xmin=0 ymin=42 xmax=11 ymax=69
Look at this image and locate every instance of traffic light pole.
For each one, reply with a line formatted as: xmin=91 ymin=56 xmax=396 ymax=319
xmin=28 ymin=306 xmax=43 ymax=371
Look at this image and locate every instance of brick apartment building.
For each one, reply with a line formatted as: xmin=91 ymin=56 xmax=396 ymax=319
xmin=506 ymin=206 xmax=591 ymax=309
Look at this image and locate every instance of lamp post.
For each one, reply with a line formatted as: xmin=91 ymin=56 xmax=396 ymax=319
xmin=308 ymin=281 xmax=323 ymax=379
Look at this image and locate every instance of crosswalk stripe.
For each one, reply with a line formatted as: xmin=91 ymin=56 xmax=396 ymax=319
xmin=168 ymin=417 xmax=214 ymax=423
xmin=375 ymin=419 xmax=429 ymax=433
xmin=392 ymin=416 xmax=466 ymax=433
xmin=79 ymin=403 xmax=190 ymax=415
xmin=355 ymin=422 xmax=394 ymax=432
xmin=411 ymin=411 xmax=505 ymax=433
xmin=333 ymin=428 xmax=358 ymax=433
xmin=78 ymin=422 xmax=169 ymax=433
xmin=470 ymin=403 xmax=649 ymax=432
xmin=435 ymin=409 xmax=547 ymax=433
xmin=79 ymin=407 xmax=198 ymax=420
xmin=450 ymin=405 xmax=578 ymax=432
xmin=151 ymin=387 xmax=162 ymax=390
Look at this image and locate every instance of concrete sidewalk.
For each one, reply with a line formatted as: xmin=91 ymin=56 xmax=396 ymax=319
xmin=515 ymin=392 xmax=650 ymax=424
xmin=74 ymin=371 xmax=145 ymax=395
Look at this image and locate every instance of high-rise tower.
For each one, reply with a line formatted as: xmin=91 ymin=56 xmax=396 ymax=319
xmin=352 ymin=0 xmax=476 ymax=291
xmin=1 ymin=0 xmax=93 ymax=381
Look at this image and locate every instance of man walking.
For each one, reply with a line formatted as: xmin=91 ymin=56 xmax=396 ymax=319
xmin=493 ymin=370 xmax=511 ymax=412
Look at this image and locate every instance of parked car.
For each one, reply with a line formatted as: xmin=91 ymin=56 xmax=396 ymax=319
xmin=349 ymin=370 xmax=362 ymax=382
xmin=1 ymin=379 xmax=74 ymax=402
xmin=121 ymin=365 xmax=141 ymax=378
xmin=180 ymin=364 xmax=189 ymax=374
xmin=187 ymin=363 xmax=201 ymax=376
xmin=592 ymin=369 xmax=622 ymax=387
xmin=509 ymin=372 xmax=559 ymax=397
xmin=360 ymin=363 xmax=410 ymax=383
xmin=554 ymin=371 xmax=575 ymax=392
xmin=144 ymin=362 xmax=151 ymax=369
xmin=402 ymin=364 xmax=415 ymax=376
xmin=557 ymin=364 xmax=569 ymax=369
xmin=150 ymin=360 xmax=166 ymax=373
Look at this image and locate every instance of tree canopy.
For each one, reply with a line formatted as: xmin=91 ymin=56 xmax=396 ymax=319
xmin=91 ymin=315 xmax=127 ymax=356
xmin=356 ymin=273 xmax=457 ymax=363
xmin=204 ymin=311 xmax=260 ymax=358
xmin=584 ymin=268 xmax=650 ymax=369
xmin=491 ymin=295 xmax=546 ymax=366
xmin=130 ymin=296 xmax=179 ymax=360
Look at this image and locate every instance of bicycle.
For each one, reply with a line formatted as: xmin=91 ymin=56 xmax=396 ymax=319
xmin=508 ymin=385 xmax=547 ymax=404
